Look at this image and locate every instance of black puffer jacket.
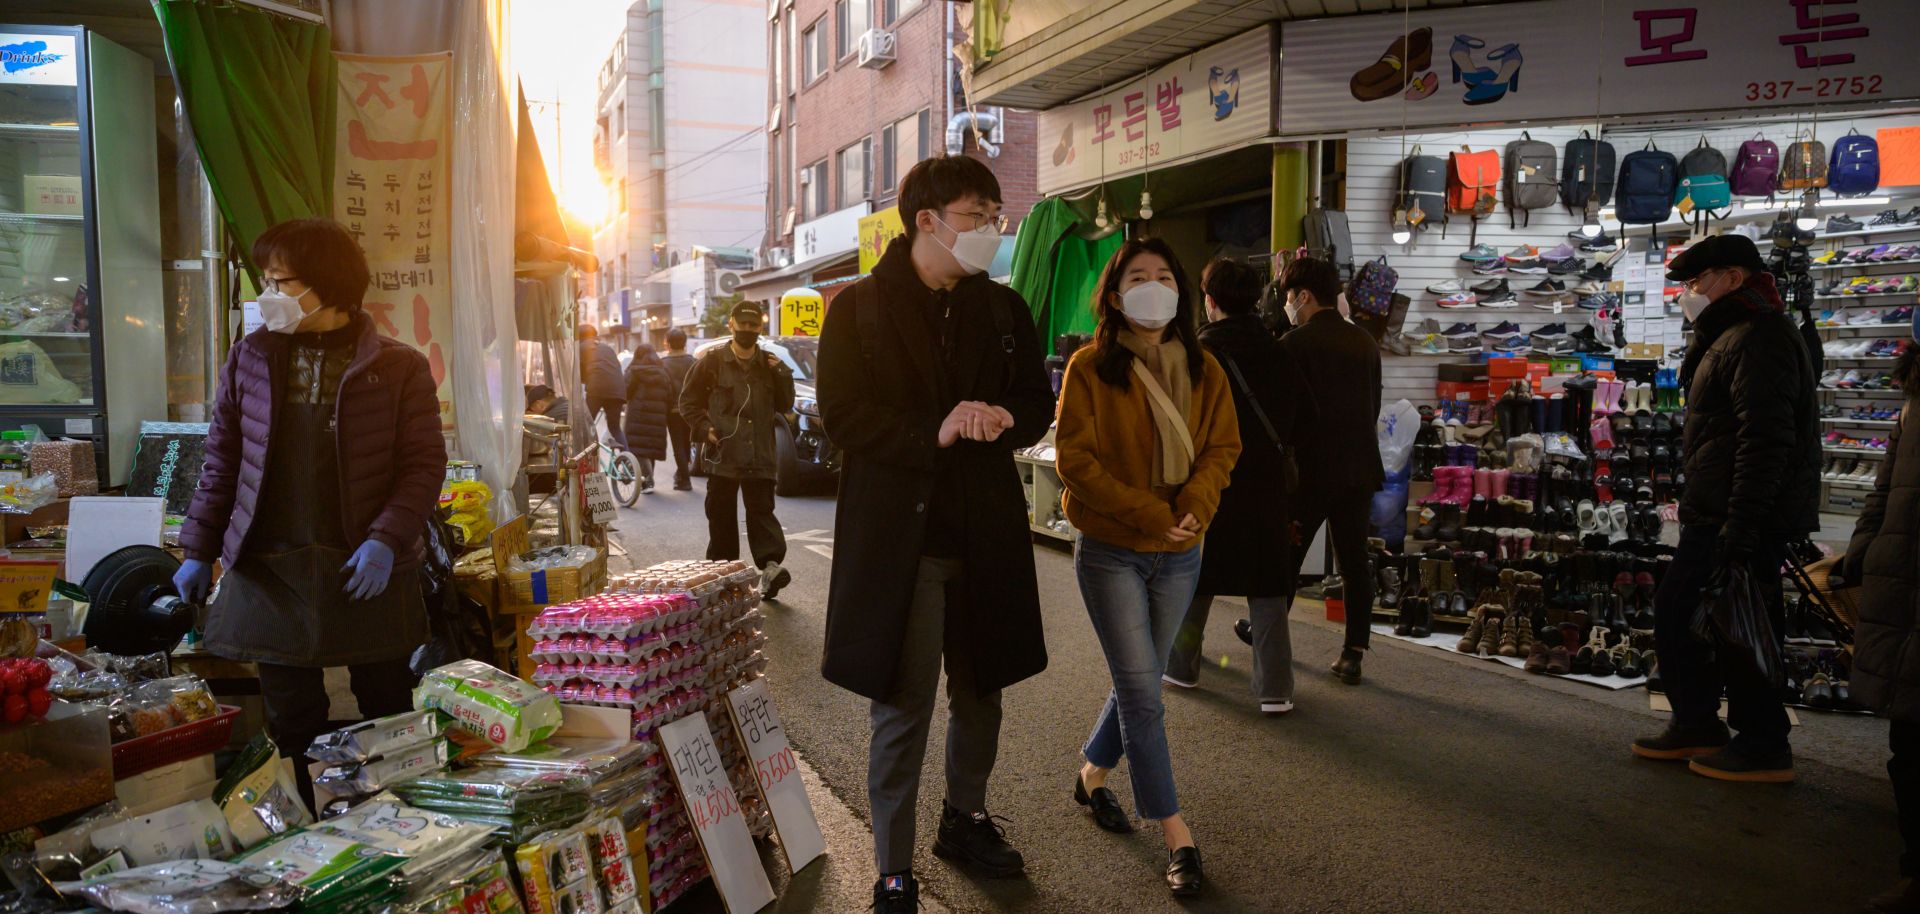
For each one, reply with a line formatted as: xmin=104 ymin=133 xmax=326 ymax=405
xmin=1193 ymin=314 xmax=1309 ymax=597
xmin=1842 ymin=350 xmax=1920 ymax=721
xmin=623 ymin=345 xmax=672 ymax=461
xmin=1676 ymin=273 xmax=1821 ymax=549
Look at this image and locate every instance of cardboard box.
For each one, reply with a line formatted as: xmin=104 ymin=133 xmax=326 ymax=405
xmin=1435 ymin=380 xmax=1486 ymax=402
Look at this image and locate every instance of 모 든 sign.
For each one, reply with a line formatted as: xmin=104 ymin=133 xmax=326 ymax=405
xmin=659 ymin=713 xmax=775 ymax=913
xmin=332 ymin=52 xmax=456 ymax=430
xmin=727 ymin=680 xmax=824 ymax=874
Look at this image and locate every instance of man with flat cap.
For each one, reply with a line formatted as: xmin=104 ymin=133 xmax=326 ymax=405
xmin=680 ymin=302 xmax=796 ymax=599
xmin=1630 ymin=234 xmax=1820 ymax=783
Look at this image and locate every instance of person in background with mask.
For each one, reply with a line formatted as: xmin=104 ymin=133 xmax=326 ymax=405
xmin=1165 ymin=257 xmax=1308 ymax=715
xmin=1055 ymin=237 xmax=1240 ymax=899
xmin=175 ymin=218 xmax=446 ymax=808
xmin=817 ymin=156 xmax=1055 ymax=914
xmin=1631 ymin=234 xmax=1819 ymax=782
xmin=1250 ymin=257 xmax=1383 ymax=685
xmin=679 ymin=303 xmax=795 ymax=600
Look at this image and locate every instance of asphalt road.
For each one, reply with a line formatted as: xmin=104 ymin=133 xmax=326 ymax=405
xmin=612 ymin=483 xmax=1901 ymax=914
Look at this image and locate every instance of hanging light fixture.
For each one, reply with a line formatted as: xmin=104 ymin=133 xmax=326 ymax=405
xmin=1390 ymin=211 xmax=1412 ymax=245
xmin=1387 ymin=0 xmax=1413 ymax=248
xmin=1138 ymin=190 xmax=1155 ymax=221
xmin=1794 ymin=187 xmax=1820 ymax=232
xmin=1094 ymin=196 xmax=1110 ymax=230
xmin=1580 ymin=0 xmax=1607 ymax=239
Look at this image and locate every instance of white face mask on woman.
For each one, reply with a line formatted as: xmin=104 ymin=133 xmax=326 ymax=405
xmin=1121 ymin=281 xmax=1180 ymax=330
xmin=258 ymin=286 xmax=312 ymax=334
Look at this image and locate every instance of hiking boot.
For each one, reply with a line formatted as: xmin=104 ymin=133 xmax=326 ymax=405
xmin=1631 ymin=719 xmax=1731 ymax=760
xmin=1688 ymin=742 xmax=1795 ymax=783
xmin=1330 ymin=647 xmax=1364 ymax=685
xmin=933 ymin=802 xmax=1026 ymax=877
xmin=872 ymin=874 xmax=919 ymax=913
xmin=761 ymin=561 xmax=792 ymax=600
xmin=673 ymin=473 xmax=692 ymax=491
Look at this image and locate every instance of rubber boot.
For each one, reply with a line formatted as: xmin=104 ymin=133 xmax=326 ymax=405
xmin=1474 ymin=467 xmax=1492 ymax=500
xmin=1490 ymin=468 xmax=1510 ymax=499
xmin=1546 ymin=394 xmax=1565 ymax=433
xmin=1530 ymin=396 xmax=1548 ymax=437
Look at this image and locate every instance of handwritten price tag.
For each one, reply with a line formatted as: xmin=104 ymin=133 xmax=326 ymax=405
xmin=727 ymin=681 xmax=825 ymax=874
xmin=659 ymin=714 xmax=774 ymax=913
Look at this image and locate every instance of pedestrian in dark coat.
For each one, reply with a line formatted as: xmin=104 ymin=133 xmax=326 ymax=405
xmin=623 ymin=342 xmax=672 ymax=474
xmin=174 ymin=218 xmax=445 ymax=810
xmin=1166 ymin=258 xmax=1308 ymax=712
xmin=579 ymin=325 xmax=628 ymax=448
xmin=1632 ymin=234 xmax=1819 ymax=783
xmin=1838 ymin=346 xmax=1920 ymax=913
xmin=680 ymin=304 xmax=796 ymax=595
xmin=816 ymin=156 xmax=1053 ymax=908
xmin=662 ymin=329 xmax=697 ymax=490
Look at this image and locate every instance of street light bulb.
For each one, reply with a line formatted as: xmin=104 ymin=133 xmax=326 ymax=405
xmin=1094 ymin=198 xmax=1110 ymax=229
xmin=1138 ymin=191 xmax=1153 ymax=221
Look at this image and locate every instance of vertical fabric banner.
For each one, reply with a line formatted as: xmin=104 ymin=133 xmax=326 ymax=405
xmin=333 ymin=51 xmax=456 ymax=430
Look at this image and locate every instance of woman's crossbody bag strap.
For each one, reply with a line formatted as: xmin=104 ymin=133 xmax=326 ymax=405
xmin=1130 ymin=359 xmax=1196 ymax=464
xmin=1218 ymin=351 xmax=1300 ymax=493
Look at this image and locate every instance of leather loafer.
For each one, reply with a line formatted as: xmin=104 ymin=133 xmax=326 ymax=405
xmin=1073 ymin=775 xmax=1133 ymax=833
xmin=1166 ymin=846 xmax=1203 ymax=897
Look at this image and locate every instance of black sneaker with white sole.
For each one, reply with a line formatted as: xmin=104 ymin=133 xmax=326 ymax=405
xmin=761 ymin=561 xmax=792 ymax=600
xmin=872 ymin=874 xmax=919 ymax=914
xmin=1469 ymin=278 xmax=1509 ymax=296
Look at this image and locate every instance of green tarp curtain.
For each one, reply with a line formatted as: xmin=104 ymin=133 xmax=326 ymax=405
xmin=154 ymin=0 xmax=336 ymax=281
xmin=1009 ymin=196 xmax=1117 ymax=354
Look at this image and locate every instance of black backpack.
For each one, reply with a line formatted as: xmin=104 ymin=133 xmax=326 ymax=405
xmin=1396 ymin=146 xmax=1447 ymax=235
xmin=1616 ymin=140 xmax=1679 ymax=236
xmin=1302 ymin=208 xmax=1353 ymax=271
xmin=1561 ymin=130 xmax=1617 ymax=214
xmin=1504 ymin=131 xmax=1558 ymax=228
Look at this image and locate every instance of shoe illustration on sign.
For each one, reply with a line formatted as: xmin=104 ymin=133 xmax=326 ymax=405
xmin=1450 ymin=35 xmax=1523 ymax=105
xmin=1051 ymin=122 xmax=1075 ymax=167
xmin=1207 ymin=65 xmax=1239 ymax=120
xmin=1349 ymin=27 xmax=1432 ymax=102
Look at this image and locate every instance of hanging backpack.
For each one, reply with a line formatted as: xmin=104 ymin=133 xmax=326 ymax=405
xmin=1616 ymin=140 xmax=1679 ymax=235
xmin=1730 ymin=134 xmax=1781 ymax=197
xmin=1561 ymin=130 xmax=1617 ymax=213
xmin=1779 ymin=131 xmax=1828 ymax=191
xmin=1504 ymin=131 xmax=1558 ymax=228
xmin=1347 ymin=256 xmax=1399 ymax=318
xmin=1675 ymin=138 xmax=1732 ymax=227
xmin=1828 ymin=129 xmax=1881 ymax=196
xmin=1446 ymin=147 xmax=1500 ymax=242
xmin=1302 ymin=208 xmax=1354 ymax=271
xmin=1395 ymin=146 xmax=1447 ymax=235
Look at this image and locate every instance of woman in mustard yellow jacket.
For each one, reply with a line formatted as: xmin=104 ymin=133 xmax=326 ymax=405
xmin=1055 ymin=237 xmax=1241 ymax=898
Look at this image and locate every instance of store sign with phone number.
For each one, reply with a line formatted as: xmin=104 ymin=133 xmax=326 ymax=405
xmin=1277 ymin=0 xmax=1920 ymax=136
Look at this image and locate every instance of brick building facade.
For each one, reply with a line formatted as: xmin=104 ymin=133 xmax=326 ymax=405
xmin=762 ymin=0 xmax=1036 ymax=269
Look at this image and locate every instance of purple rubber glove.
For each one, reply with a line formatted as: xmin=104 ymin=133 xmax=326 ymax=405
xmin=341 ymin=540 xmax=395 ymax=600
xmin=172 ymin=558 xmax=213 ymax=604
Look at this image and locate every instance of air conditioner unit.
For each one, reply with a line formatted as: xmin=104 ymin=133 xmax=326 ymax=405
xmin=769 ymin=247 xmax=793 ymax=268
xmin=797 ymin=170 xmax=812 ymax=185
xmin=715 ymin=270 xmax=744 ymax=295
xmin=857 ymin=28 xmax=897 ymax=69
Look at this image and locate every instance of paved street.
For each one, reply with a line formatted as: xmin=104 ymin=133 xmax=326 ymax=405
xmin=613 ymin=483 xmax=1900 ymax=914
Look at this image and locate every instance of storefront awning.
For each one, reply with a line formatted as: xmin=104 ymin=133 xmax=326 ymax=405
xmin=737 ymin=250 xmax=859 ymax=302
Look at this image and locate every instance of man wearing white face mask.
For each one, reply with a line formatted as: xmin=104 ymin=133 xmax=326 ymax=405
xmin=817 ymin=156 xmax=1056 ymax=914
xmin=1631 ymin=233 xmax=1820 ymax=783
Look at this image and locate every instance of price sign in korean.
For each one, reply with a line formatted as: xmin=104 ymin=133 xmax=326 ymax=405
xmin=727 ymin=680 xmax=824 ymax=874
xmin=658 ymin=714 xmax=774 ymax=914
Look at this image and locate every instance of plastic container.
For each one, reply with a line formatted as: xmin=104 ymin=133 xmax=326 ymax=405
xmin=0 ymin=702 xmax=114 ymax=832
xmin=111 ymin=704 xmax=240 ymax=780
xmin=0 ymin=430 xmax=31 ymax=485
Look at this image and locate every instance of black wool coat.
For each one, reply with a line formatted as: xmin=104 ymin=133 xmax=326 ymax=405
xmin=623 ymin=349 xmax=672 ymax=461
xmin=1280 ymin=310 xmax=1384 ymax=498
xmin=816 ymin=240 xmax=1056 ymax=701
xmin=1844 ymin=371 xmax=1920 ymax=721
xmin=1195 ymin=314 xmax=1308 ymax=598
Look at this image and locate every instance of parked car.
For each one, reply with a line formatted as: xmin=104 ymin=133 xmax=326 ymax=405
xmin=690 ymin=336 xmax=838 ymax=496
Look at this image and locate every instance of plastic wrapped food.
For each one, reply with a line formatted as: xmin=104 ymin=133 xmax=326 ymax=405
xmin=584 ymin=819 xmax=638 ymax=906
xmin=233 ymin=830 xmax=408 ymax=910
xmin=392 ymin=768 xmax=589 ymax=815
xmin=470 ymin=737 xmax=648 ymax=780
xmin=211 ymin=734 xmax=311 ymax=851
xmin=413 ymin=660 xmax=562 ymax=751
xmin=306 ymin=795 xmax=491 ymax=875
xmin=313 ymin=739 xmax=451 ymax=794
xmin=54 ymin=860 xmax=303 ymax=914
xmin=132 ymin=675 xmax=217 ymax=726
xmin=0 ymin=474 xmax=58 ymax=514
xmin=385 ymin=848 xmax=524 ymax=914
xmin=308 ymin=710 xmax=443 ymax=764
xmin=508 ymin=546 xmax=597 ymax=574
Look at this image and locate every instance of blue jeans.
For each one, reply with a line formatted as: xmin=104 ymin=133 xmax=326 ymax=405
xmin=1075 ymin=534 xmax=1204 ymax=821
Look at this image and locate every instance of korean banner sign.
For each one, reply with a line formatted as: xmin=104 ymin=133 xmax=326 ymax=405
xmin=332 ymin=52 xmax=455 ymax=430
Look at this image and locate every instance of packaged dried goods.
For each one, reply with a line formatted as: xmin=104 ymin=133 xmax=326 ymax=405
xmin=308 ymin=709 xmax=443 ymax=764
xmin=54 ymin=859 xmax=303 ymax=914
xmin=413 ymin=660 xmax=562 ymax=751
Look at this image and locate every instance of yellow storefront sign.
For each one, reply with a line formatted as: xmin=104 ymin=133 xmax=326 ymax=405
xmin=858 ymin=208 xmax=906 ymax=274
xmin=780 ymin=288 xmax=825 ymax=337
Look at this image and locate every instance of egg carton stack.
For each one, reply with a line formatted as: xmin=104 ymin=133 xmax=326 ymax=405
xmin=618 ymin=562 xmax=773 ymax=840
xmin=526 ymin=596 xmax=710 ymax=732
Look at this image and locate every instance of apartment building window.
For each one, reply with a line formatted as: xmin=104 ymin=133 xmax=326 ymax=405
xmin=787 ymin=10 xmax=799 ymax=97
xmin=648 ymin=88 xmax=665 ymax=152
xmin=801 ymin=19 xmax=827 ymax=84
xmin=835 ymin=0 xmax=869 ymax=59
xmin=883 ymin=0 xmax=921 ymax=23
xmin=878 ymin=109 xmax=928 ymax=199
xmin=770 ymin=17 xmax=783 ymax=101
xmin=613 ymin=101 xmax=625 ymax=138
xmin=800 ymin=159 xmax=828 ymax=221
xmin=771 ymin=133 xmax=785 ymax=211
xmin=837 ymin=138 xmax=870 ymax=209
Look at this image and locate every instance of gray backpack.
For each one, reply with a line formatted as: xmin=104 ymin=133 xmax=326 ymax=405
xmin=1504 ymin=131 xmax=1558 ymax=228
xmin=1303 ymin=208 xmax=1353 ymax=271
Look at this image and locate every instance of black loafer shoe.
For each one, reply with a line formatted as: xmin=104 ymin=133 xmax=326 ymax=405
xmin=1166 ymin=846 xmax=1203 ymax=897
xmin=932 ymin=802 xmax=1025 ymax=877
xmin=1330 ymin=647 xmax=1364 ymax=685
xmin=1073 ymin=775 xmax=1133 ymax=833
xmin=1233 ymin=618 xmax=1253 ymax=646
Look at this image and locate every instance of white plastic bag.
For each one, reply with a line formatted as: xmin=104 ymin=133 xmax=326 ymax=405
xmin=1375 ymin=399 xmax=1421 ymax=474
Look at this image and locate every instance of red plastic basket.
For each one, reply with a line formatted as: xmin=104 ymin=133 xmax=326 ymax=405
xmin=111 ymin=705 xmax=241 ymax=780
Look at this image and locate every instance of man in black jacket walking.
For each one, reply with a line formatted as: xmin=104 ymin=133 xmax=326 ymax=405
xmin=662 ymin=329 xmax=696 ymax=490
xmin=817 ymin=156 xmax=1054 ymax=914
xmin=679 ymin=304 xmax=796 ymax=599
xmin=1274 ymin=257 xmax=1383 ymax=686
xmin=578 ymin=324 xmax=628 ymax=449
xmin=1632 ymin=235 xmax=1820 ymax=783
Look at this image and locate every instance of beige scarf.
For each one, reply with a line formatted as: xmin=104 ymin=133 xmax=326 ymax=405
xmin=1117 ymin=328 xmax=1193 ymax=486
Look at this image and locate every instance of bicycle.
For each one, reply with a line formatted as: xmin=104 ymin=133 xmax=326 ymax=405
xmin=596 ymin=427 xmax=644 ymax=508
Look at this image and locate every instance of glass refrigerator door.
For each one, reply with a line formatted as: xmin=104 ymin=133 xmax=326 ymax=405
xmin=0 ymin=30 xmax=94 ymax=410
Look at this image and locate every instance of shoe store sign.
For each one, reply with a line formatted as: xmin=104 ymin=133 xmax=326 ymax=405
xmin=1035 ymin=25 xmax=1275 ymax=195
xmin=1277 ymin=0 xmax=1920 ymax=137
